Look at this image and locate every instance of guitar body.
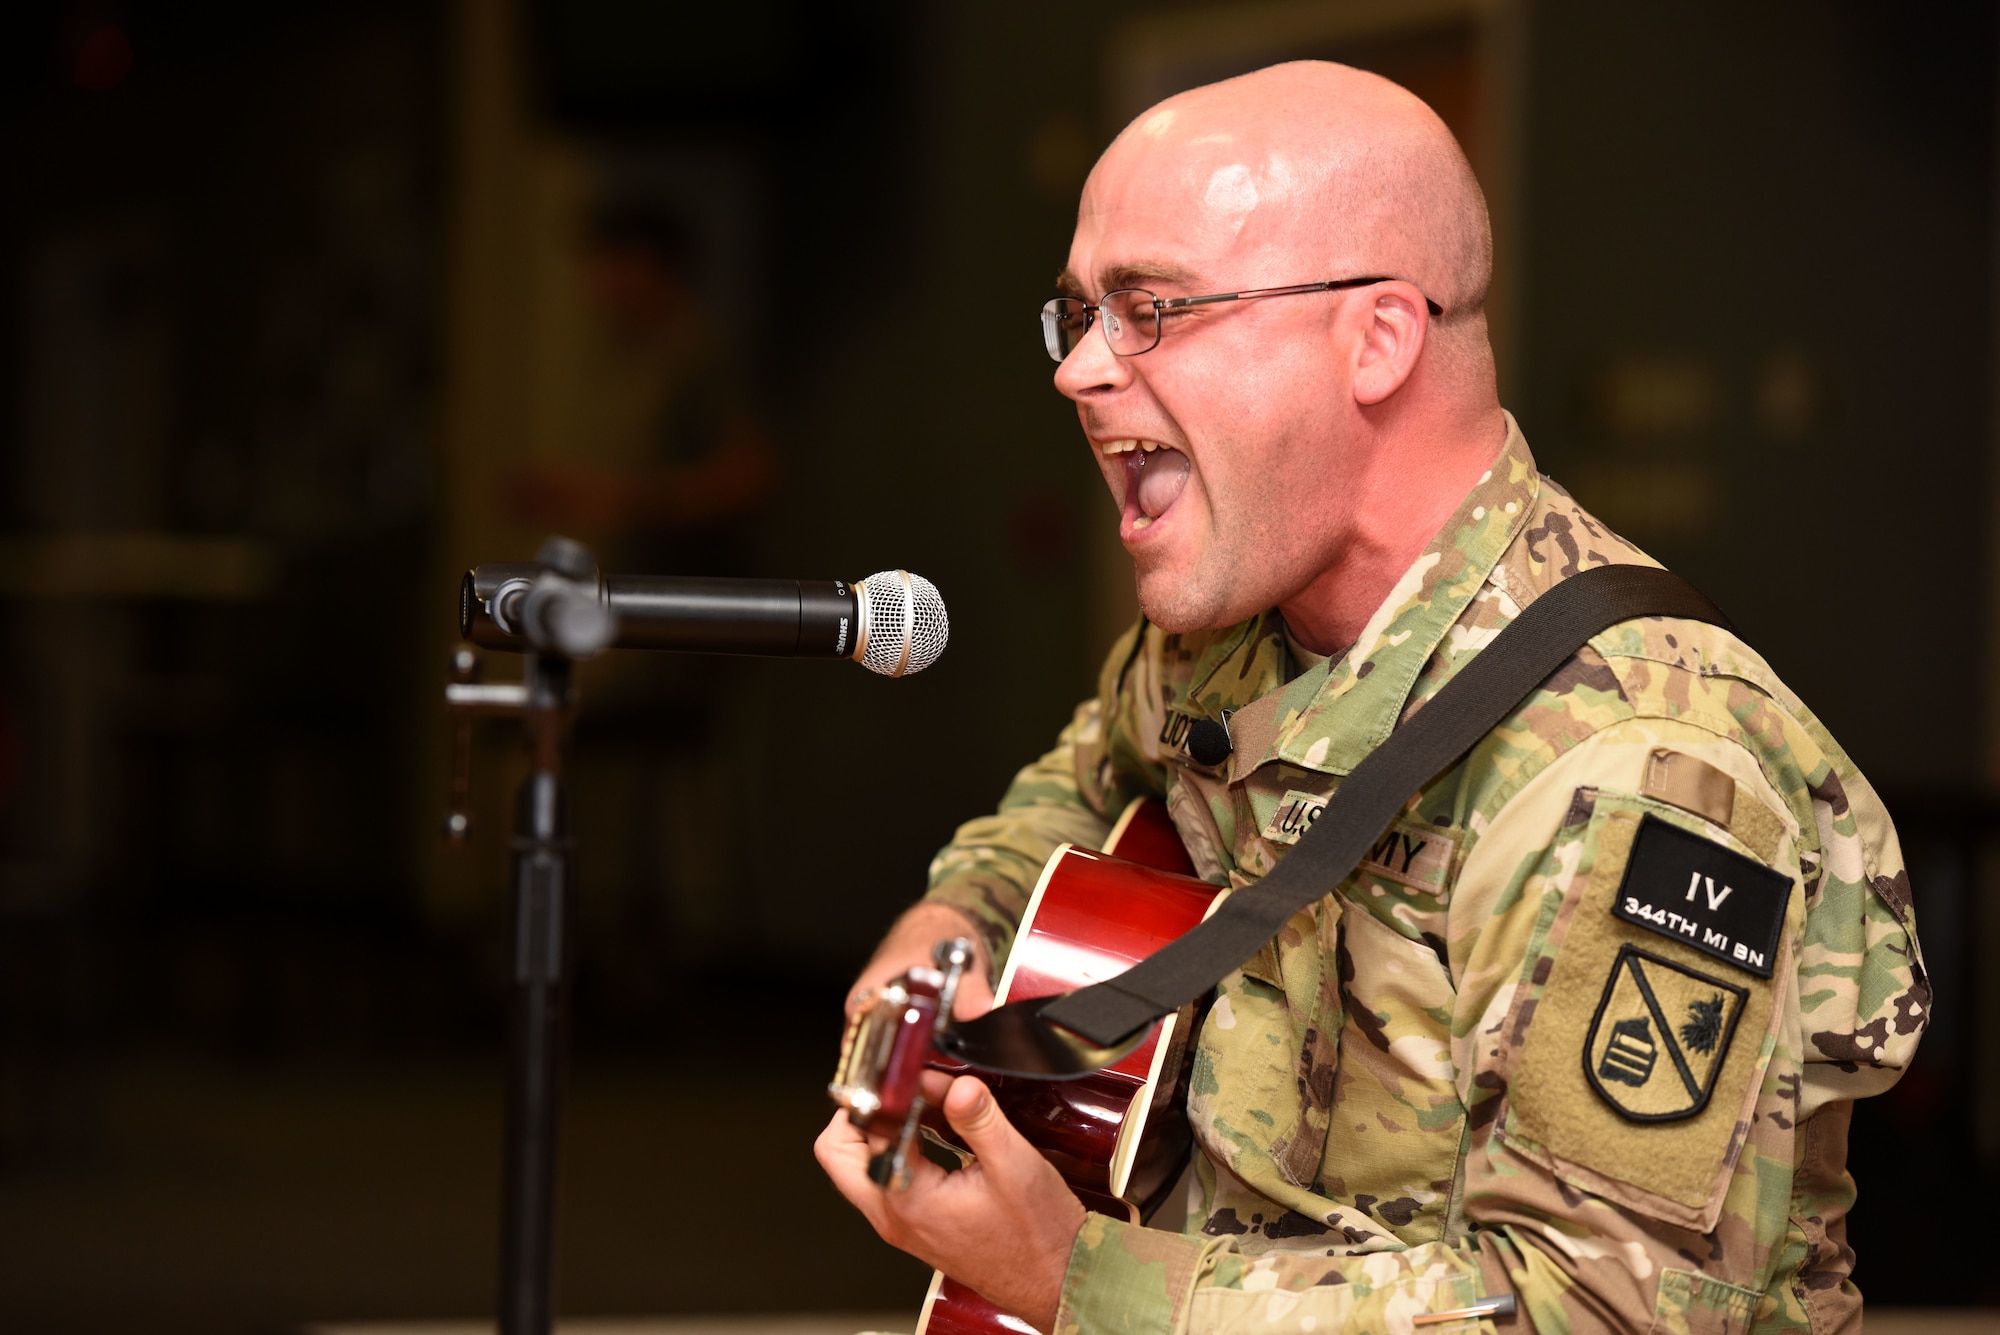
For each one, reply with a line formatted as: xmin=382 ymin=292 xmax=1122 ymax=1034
xmin=915 ymin=799 xmax=1219 ymax=1335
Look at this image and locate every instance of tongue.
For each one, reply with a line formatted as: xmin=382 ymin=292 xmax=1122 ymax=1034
xmin=1134 ymin=448 xmax=1190 ymax=519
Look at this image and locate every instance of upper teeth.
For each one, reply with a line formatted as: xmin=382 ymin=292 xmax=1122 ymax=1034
xmin=1102 ymin=439 xmax=1162 ymax=455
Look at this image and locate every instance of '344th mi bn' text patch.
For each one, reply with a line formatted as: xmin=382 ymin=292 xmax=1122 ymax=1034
xmin=1610 ymin=814 xmax=1790 ymax=978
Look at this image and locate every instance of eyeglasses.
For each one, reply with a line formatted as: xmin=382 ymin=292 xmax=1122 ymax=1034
xmin=1040 ymin=277 xmax=1443 ymax=363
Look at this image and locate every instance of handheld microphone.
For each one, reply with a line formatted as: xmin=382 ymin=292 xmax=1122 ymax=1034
xmin=460 ymin=564 xmax=949 ymax=677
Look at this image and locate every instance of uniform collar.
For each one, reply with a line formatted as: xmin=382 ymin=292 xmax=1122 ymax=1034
xmin=1168 ymin=608 xmax=1291 ymax=741
xmin=1167 ymin=414 xmax=1541 ymax=781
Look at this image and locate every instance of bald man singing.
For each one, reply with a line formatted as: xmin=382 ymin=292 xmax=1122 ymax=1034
xmin=817 ymin=62 xmax=1925 ymax=1335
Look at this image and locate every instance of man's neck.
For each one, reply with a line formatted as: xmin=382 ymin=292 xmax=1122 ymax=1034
xmin=1279 ymin=411 xmax=1509 ymax=655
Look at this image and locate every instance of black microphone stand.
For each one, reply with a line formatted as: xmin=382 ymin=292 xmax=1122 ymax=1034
xmin=442 ymin=541 xmax=943 ymax=1335
xmin=498 ymin=644 xmax=570 ymax=1335
xmin=443 ymin=537 xmax=616 ymax=1335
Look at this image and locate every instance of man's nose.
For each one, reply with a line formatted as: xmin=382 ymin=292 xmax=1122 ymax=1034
xmin=1052 ymin=318 xmax=1131 ymax=401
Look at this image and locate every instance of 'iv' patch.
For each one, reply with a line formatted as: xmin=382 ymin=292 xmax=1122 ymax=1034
xmin=1610 ymin=815 xmax=1790 ymax=979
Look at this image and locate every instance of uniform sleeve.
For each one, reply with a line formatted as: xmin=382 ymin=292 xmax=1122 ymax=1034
xmin=1057 ymin=1213 xmax=1500 ymax=1335
xmin=1053 ymin=711 xmax=1924 ymax=1335
xmin=923 ymin=622 xmax=1167 ymax=975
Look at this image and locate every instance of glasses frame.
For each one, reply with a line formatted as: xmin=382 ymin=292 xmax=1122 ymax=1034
xmin=1041 ymin=276 xmax=1445 ymax=363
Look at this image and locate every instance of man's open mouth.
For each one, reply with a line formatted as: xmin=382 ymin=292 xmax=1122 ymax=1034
xmin=1101 ymin=439 xmax=1190 ymax=531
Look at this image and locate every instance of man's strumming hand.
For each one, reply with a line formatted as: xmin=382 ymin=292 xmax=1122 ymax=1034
xmin=816 ymin=1075 xmax=1084 ymax=1334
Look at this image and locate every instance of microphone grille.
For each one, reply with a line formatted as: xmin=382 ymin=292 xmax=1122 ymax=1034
xmin=856 ymin=570 xmax=948 ymax=676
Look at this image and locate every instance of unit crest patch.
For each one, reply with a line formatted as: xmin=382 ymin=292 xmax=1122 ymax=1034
xmin=1585 ymin=945 xmax=1747 ymax=1122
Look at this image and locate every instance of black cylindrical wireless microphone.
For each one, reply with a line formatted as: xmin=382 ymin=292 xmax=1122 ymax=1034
xmin=601 ymin=574 xmax=862 ymax=657
xmin=459 ymin=565 xmax=947 ymax=676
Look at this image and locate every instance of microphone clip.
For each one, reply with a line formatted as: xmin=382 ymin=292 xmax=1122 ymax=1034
xmin=483 ymin=536 xmax=618 ymax=660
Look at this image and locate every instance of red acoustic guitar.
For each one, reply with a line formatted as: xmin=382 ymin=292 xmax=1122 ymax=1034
xmin=829 ymin=799 xmax=1220 ymax=1335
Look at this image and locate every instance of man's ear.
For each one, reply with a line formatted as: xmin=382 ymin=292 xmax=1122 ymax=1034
xmin=1351 ymin=288 xmax=1429 ymax=406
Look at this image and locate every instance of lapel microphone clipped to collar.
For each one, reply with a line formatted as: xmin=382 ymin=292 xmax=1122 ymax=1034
xmin=1186 ymin=710 xmax=1234 ymax=767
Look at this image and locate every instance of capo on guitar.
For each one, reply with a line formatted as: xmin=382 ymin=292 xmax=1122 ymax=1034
xmin=829 ymin=938 xmax=977 ymax=1190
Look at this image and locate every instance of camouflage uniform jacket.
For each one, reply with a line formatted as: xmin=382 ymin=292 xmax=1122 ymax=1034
xmin=922 ymin=417 xmax=1928 ymax=1335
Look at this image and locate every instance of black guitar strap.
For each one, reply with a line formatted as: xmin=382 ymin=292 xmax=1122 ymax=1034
xmin=941 ymin=564 xmax=1731 ymax=1077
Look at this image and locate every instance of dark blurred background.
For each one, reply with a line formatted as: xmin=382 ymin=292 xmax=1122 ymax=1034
xmin=0 ymin=2 xmax=1994 ymax=1331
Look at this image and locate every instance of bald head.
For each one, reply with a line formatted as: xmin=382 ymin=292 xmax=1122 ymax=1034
xmin=1084 ymin=60 xmax=1494 ymax=385
xmin=1056 ymin=60 xmax=1509 ymax=646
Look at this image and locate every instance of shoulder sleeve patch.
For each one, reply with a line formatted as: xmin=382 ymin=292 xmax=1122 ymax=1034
xmin=1612 ymin=814 xmax=1790 ymax=978
xmin=1502 ymin=799 xmax=1801 ymax=1231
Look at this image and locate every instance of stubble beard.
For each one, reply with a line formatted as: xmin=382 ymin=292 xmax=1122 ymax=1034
xmin=1123 ymin=429 xmax=1328 ymax=634
xmin=1132 ymin=568 xmax=1214 ymax=634
xmin=1131 ymin=533 xmax=1256 ymax=634
xmin=1132 ymin=501 xmax=1332 ymax=635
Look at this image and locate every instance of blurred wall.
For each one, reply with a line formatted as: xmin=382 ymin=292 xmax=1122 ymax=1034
xmin=1516 ymin=1 xmax=1994 ymax=792
xmin=427 ymin=0 xmax=1108 ymax=983
xmin=0 ymin=1 xmax=448 ymax=1059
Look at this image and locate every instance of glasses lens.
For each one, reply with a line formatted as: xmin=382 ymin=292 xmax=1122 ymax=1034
xmin=1041 ymin=298 xmax=1089 ymax=362
xmin=1101 ymin=290 xmax=1160 ymax=355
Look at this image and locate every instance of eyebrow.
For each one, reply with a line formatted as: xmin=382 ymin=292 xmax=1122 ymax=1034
xmin=1053 ymin=260 xmax=1207 ymax=300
